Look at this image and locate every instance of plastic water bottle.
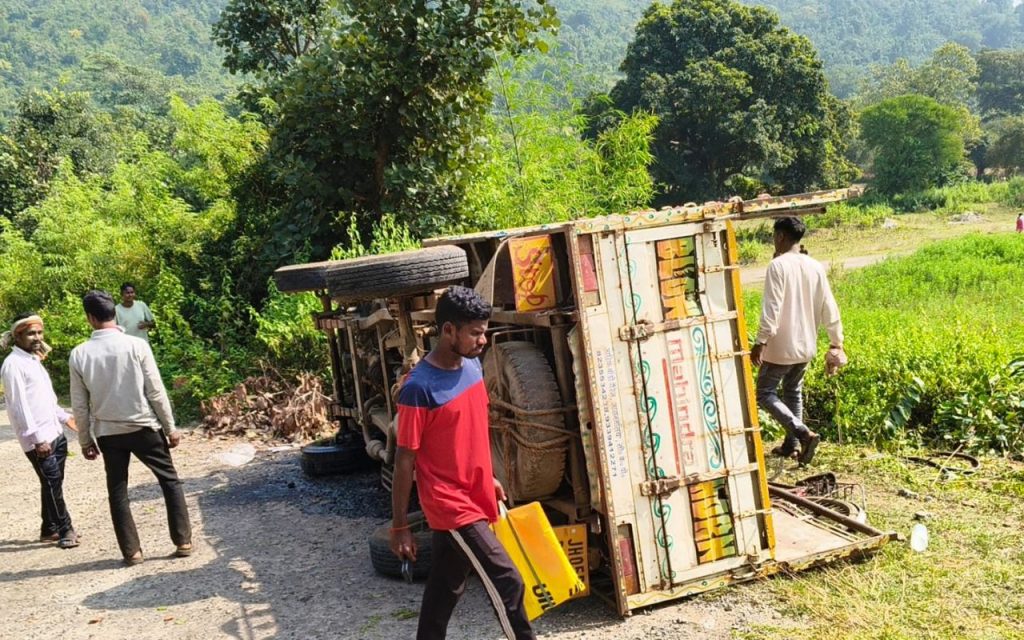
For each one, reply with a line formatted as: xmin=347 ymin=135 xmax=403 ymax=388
xmin=910 ymin=523 xmax=929 ymax=552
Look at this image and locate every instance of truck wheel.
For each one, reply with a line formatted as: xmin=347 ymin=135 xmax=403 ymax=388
xmin=273 ymin=246 xmax=469 ymax=302
xmin=485 ymin=342 xmax=568 ymax=501
xmin=369 ymin=511 xmax=433 ymax=580
xmin=300 ymin=433 xmax=376 ymax=477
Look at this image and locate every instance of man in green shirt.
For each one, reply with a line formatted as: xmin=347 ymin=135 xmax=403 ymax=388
xmin=114 ymin=282 xmax=155 ymax=342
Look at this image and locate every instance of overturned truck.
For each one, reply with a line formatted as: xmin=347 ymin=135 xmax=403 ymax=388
xmin=274 ymin=189 xmax=897 ymax=616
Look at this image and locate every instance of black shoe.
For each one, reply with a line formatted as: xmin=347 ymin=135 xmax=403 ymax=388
xmin=771 ymin=446 xmax=798 ymax=460
xmin=798 ymin=434 xmax=820 ymax=466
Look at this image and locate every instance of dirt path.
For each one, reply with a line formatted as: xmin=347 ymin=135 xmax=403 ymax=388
xmin=0 ymin=410 xmax=792 ymax=640
xmin=739 ymin=252 xmax=901 ymax=287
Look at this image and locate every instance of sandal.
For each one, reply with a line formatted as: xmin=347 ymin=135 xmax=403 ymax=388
xmin=123 ymin=551 xmax=144 ymax=566
xmin=174 ymin=543 xmax=193 ymax=558
xmin=58 ymin=531 xmax=80 ymax=549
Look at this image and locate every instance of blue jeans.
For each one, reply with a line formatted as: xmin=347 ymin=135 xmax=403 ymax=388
xmin=25 ymin=434 xmax=74 ymax=537
xmin=756 ymin=361 xmax=811 ymax=452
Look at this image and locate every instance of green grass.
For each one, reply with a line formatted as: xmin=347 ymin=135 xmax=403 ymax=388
xmin=735 ymin=180 xmax=1023 ymax=267
xmin=734 ymin=446 xmax=1024 ymax=640
xmin=746 ymin=234 xmax=1024 ymax=455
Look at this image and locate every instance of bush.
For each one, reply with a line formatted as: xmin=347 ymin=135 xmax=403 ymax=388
xmin=806 ymin=202 xmax=893 ymax=230
xmin=885 ymin=177 xmax=1024 ymax=213
xmin=747 ymin=235 xmax=1024 ymax=455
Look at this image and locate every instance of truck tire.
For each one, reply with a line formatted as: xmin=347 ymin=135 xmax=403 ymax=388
xmin=300 ymin=434 xmax=375 ymax=477
xmin=369 ymin=511 xmax=433 ymax=580
xmin=273 ymin=246 xmax=469 ymax=302
xmin=485 ymin=342 xmax=568 ymax=501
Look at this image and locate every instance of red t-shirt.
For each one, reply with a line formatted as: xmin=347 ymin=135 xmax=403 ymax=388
xmin=397 ymin=358 xmax=498 ymax=531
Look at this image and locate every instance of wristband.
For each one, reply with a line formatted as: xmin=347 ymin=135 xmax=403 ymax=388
xmin=390 ymin=524 xmax=411 ymax=533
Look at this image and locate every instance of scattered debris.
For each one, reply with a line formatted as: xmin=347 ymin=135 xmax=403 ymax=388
xmin=216 ymin=443 xmax=256 ymax=467
xmin=903 ymin=451 xmax=980 ymax=477
xmin=914 ymin=511 xmax=934 ymax=521
xmin=200 ymin=371 xmax=333 ymax=443
xmin=949 ymin=211 xmax=983 ymax=224
xmin=898 ymin=487 xmax=920 ymax=499
xmin=881 ymin=218 xmax=899 ymax=229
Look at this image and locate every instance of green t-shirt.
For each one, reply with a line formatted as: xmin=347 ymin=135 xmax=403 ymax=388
xmin=115 ymin=301 xmax=154 ymax=341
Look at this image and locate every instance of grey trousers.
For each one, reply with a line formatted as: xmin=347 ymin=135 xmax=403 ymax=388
xmin=756 ymin=361 xmax=811 ymax=452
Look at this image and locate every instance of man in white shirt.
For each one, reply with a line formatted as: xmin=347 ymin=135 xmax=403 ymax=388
xmin=71 ymin=290 xmax=191 ymax=565
xmin=750 ymin=217 xmax=846 ymax=466
xmin=1 ymin=313 xmax=79 ymax=548
xmin=115 ymin=282 xmax=156 ymax=342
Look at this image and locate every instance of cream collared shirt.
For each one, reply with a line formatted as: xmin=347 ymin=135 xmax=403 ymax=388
xmin=756 ymin=249 xmax=844 ymax=365
xmin=69 ymin=328 xmax=176 ymax=447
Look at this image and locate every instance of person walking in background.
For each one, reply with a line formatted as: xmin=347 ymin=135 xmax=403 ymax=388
xmin=390 ymin=286 xmax=535 ymax=640
xmin=115 ymin=283 xmax=156 ymax=342
xmin=1016 ymin=213 xmax=1023 ymax=233
xmin=751 ymin=217 xmax=846 ymax=466
xmin=71 ymin=290 xmax=191 ymax=566
xmin=1 ymin=313 xmax=79 ymax=549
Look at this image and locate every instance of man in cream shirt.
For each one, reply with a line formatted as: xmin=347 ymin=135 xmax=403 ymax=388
xmin=750 ymin=217 xmax=846 ymax=466
xmin=71 ymin=290 xmax=191 ymax=565
xmin=115 ymin=282 xmax=156 ymax=342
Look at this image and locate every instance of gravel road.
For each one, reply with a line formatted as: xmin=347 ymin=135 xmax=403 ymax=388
xmin=0 ymin=410 xmax=792 ymax=640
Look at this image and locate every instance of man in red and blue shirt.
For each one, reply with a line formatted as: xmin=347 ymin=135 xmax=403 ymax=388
xmin=390 ymin=286 xmax=535 ymax=640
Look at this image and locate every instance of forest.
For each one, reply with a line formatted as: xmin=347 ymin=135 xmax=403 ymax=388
xmin=0 ymin=0 xmax=1023 ymax=460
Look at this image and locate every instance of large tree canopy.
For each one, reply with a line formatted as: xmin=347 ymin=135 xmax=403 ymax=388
xmin=214 ymin=0 xmax=558 ymax=264
xmin=853 ymin=43 xmax=979 ymax=111
xmin=976 ymin=49 xmax=1024 ymax=117
xmin=860 ymin=95 xmax=971 ymax=194
xmin=597 ymin=0 xmax=856 ymax=205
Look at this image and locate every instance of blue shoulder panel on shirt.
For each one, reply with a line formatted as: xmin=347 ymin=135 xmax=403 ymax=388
xmin=397 ymin=358 xmax=483 ymax=410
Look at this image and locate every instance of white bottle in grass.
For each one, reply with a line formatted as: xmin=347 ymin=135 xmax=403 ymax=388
xmin=910 ymin=524 xmax=929 ymax=552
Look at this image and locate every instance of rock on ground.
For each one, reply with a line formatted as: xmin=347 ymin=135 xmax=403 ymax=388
xmin=0 ymin=411 xmax=785 ymax=639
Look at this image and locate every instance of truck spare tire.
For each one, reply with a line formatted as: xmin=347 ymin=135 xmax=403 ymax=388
xmin=273 ymin=245 xmax=469 ymax=302
xmin=300 ymin=432 xmax=376 ymax=477
xmin=485 ymin=342 xmax=568 ymax=501
xmin=369 ymin=511 xmax=433 ymax=580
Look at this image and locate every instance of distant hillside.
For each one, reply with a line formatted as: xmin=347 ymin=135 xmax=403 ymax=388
xmin=0 ymin=0 xmax=1021 ymax=117
xmin=551 ymin=0 xmax=1024 ymax=96
xmin=0 ymin=0 xmax=234 ymax=117
xmin=759 ymin=0 xmax=1024 ymax=95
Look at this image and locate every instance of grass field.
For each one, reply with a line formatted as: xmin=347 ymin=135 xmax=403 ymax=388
xmin=735 ymin=201 xmax=1020 ymax=267
xmin=735 ymin=447 xmax=1024 ymax=640
xmin=732 ymin=196 xmax=1024 ymax=639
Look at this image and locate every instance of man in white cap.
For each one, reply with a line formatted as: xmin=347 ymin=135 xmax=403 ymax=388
xmin=1 ymin=313 xmax=80 ymax=548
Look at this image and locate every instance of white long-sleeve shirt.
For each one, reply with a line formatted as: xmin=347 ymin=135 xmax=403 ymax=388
xmin=2 ymin=346 xmax=72 ymax=452
xmin=69 ymin=328 xmax=176 ymax=448
xmin=756 ymin=250 xmax=844 ymax=365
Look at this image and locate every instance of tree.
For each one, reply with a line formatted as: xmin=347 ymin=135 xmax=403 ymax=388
xmin=461 ymin=56 xmax=656 ymax=231
xmin=214 ymin=0 xmax=559 ymax=262
xmin=212 ymin=0 xmax=331 ymax=76
xmin=854 ymin=43 xmax=978 ymax=111
xmin=596 ymin=0 xmax=856 ymax=204
xmin=859 ymin=95 xmax=970 ymax=194
xmin=976 ymin=49 xmax=1024 ymax=117
xmin=986 ymin=116 xmax=1024 ymax=174
xmin=0 ymin=88 xmax=119 ymax=219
